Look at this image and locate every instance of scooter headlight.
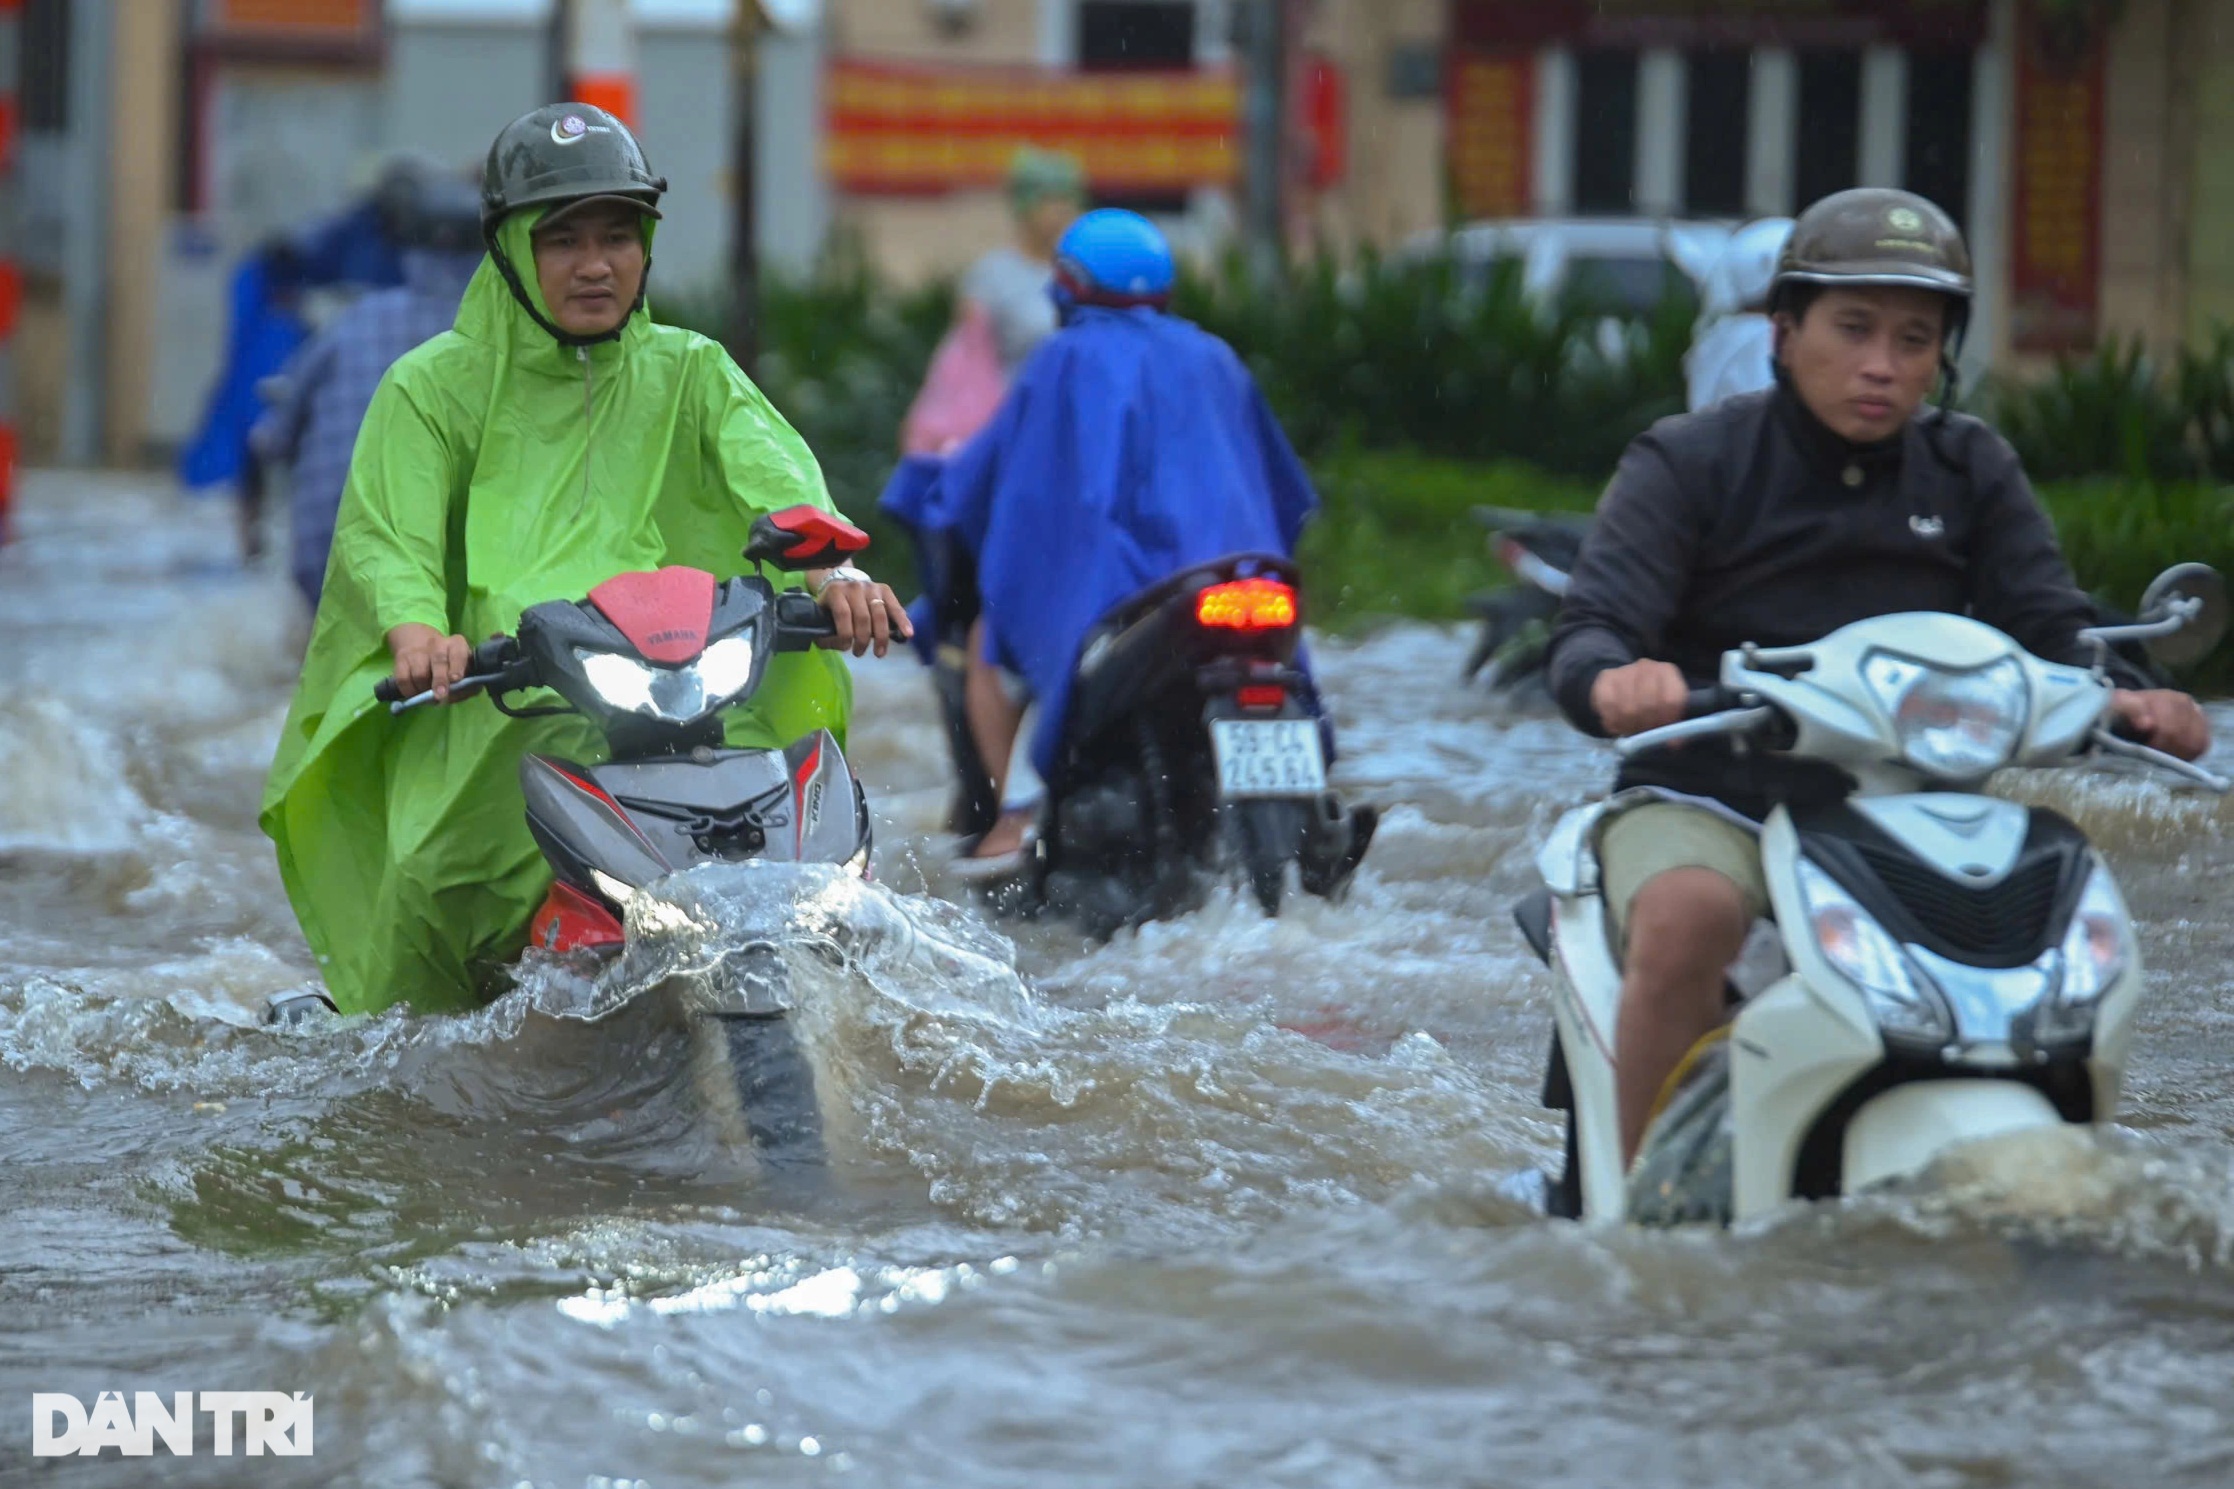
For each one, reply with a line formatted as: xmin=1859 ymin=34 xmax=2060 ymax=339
xmin=1795 ymin=857 xmax=1953 ymax=1048
xmin=2035 ymin=863 xmax=2132 ymax=1044
xmin=574 ymin=629 xmax=761 ymax=723
xmin=1865 ymin=654 xmax=2029 ymax=781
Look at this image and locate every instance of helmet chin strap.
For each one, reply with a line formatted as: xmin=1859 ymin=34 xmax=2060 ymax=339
xmin=484 ymin=224 xmax=651 ymax=349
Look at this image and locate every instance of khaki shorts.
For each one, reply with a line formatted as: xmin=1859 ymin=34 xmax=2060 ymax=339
xmin=1598 ymin=802 xmax=1770 ymax=946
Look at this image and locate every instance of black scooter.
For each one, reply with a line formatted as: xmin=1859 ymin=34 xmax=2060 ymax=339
xmin=1462 ymin=505 xmax=1591 ymax=696
xmin=1022 ymin=555 xmax=1376 ymax=934
xmin=905 ymin=539 xmax=1374 ymax=935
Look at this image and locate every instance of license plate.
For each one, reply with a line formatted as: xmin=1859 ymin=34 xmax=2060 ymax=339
xmin=1210 ymin=719 xmax=1327 ymax=798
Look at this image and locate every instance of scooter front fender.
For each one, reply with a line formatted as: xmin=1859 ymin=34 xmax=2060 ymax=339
xmin=1840 ymin=1080 xmax=2065 ymax=1195
xmin=1727 ymin=971 xmax=1886 ymax=1219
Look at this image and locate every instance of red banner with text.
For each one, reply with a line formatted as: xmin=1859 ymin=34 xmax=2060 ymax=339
xmin=2008 ymin=3 xmax=2105 ymax=354
xmin=1448 ymin=52 xmax=1535 ymax=220
xmin=826 ymin=60 xmax=1239 ymax=196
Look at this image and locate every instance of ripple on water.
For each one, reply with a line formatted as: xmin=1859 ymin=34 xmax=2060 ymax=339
xmin=13 ymin=477 xmax=2234 ymax=1488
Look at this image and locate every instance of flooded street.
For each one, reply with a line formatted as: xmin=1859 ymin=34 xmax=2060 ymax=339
xmin=8 ymin=471 xmax=2234 ymax=1488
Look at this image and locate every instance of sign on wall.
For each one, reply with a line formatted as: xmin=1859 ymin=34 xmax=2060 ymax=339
xmin=2008 ymin=0 xmax=2105 ymax=354
xmin=825 ymin=60 xmax=1238 ymax=195
xmin=1447 ymin=52 xmax=1533 ymax=219
xmin=201 ymin=0 xmax=381 ymax=59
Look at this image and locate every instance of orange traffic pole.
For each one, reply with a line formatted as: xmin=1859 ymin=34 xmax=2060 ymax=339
xmin=568 ymin=0 xmax=637 ymax=125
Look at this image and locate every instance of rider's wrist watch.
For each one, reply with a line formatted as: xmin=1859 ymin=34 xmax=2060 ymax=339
xmin=809 ymin=565 xmax=873 ymax=601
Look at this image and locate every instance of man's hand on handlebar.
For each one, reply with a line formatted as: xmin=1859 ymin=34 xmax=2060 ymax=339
xmin=809 ymin=572 xmax=914 ymax=659
xmin=386 ymin=623 xmax=473 ymax=703
xmin=2111 ymin=689 xmax=2212 ymax=762
xmin=1591 ymin=659 xmax=1690 ymax=737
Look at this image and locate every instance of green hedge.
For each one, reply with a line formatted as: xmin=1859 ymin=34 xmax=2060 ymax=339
xmin=656 ymin=257 xmax=2231 ymax=686
xmin=1984 ymin=330 xmax=2234 ymax=484
xmin=655 ymin=257 xmax=951 ymax=568
xmin=1305 ymin=448 xmax=2234 ymax=690
xmin=1299 ymin=449 xmax=1595 ymax=629
xmin=1175 ymin=251 xmax=1695 ymax=476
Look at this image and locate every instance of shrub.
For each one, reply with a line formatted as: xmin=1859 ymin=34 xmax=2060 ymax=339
xmin=1174 ymin=250 xmax=1695 ymax=477
xmin=1300 ymin=447 xmax=1595 ymax=630
xmin=1987 ymin=332 xmax=2234 ymax=484
xmin=1982 ymin=338 xmax=2192 ymax=482
xmin=655 ymin=252 xmax=951 ymax=564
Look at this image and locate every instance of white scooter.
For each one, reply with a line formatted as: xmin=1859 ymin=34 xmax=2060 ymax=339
xmin=1514 ymin=565 xmax=2229 ymax=1224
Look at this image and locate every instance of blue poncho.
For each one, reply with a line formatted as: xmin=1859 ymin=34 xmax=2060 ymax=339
xmin=881 ymin=304 xmax=1318 ymax=775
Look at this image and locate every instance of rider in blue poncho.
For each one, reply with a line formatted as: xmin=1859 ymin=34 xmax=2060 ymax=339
xmin=881 ymin=209 xmax=1321 ymax=865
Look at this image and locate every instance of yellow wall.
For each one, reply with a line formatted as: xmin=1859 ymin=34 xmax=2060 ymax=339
xmin=823 ymin=0 xmax=1449 ymax=280
xmin=2100 ymin=0 xmax=2180 ymax=347
xmin=1299 ymin=0 xmax=1446 ymax=251
xmin=828 ymin=0 xmax=1041 ymax=64
xmin=106 ymin=0 xmax=182 ymax=463
xmin=2188 ymin=0 xmax=2234 ymax=337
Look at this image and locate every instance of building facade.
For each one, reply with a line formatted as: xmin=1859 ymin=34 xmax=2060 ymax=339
xmin=13 ymin=0 xmax=2234 ymax=466
xmin=16 ymin=0 xmax=745 ymax=465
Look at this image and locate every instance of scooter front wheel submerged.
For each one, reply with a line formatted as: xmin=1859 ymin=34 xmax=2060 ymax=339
xmin=710 ymin=1012 xmax=826 ymax=1169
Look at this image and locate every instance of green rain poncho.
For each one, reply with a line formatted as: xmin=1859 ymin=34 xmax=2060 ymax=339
xmin=261 ymin=209 xmax=851 ymax=1015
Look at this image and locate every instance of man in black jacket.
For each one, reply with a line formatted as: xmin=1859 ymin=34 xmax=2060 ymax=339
xmin=1544 ymin=187 xmax=2211 ymax=1168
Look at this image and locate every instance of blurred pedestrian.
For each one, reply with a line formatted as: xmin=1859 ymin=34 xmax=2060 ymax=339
xmin=900 ymin=147 xmax=1087 ymax=456
xmin=1685 ymin=217 xmax=1795 ymax=412
xmin=254 ymin=174 xmax=486 ymax=611
xmin=180 ymin=152 xmax=439 ymax=560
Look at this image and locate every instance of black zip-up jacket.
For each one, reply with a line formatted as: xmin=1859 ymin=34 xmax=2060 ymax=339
xmin=1546 ymin=384 xmax=2139 ymax=818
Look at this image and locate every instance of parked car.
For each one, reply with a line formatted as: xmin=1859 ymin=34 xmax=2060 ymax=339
xmin=1401 ymin=217 xmax=1734 ymax=316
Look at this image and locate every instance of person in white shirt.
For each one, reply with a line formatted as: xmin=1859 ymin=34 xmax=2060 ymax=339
xmin=1685 ymin=217 xmax=1795 ymax=411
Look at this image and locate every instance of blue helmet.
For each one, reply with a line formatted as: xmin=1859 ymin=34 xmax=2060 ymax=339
xmin=1054 ymin=208 xmax=1174 ymax=307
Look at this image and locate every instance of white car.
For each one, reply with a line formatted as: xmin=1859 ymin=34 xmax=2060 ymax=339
xmin=1402 ymin=217 xmax=1737 ymax=316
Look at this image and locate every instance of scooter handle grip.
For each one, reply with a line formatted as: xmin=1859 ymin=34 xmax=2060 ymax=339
xmin=773 ymin=589 xmax=840 ymax=652
xmin=1685 ymin=685 xmax=1738 ymax=718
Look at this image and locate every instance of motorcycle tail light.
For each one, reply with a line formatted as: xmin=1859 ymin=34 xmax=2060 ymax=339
xmin=1196 ymin=578 xmax=1299 ymax=632
xmin=1236 ymin=683 xmax=1287 ymax=710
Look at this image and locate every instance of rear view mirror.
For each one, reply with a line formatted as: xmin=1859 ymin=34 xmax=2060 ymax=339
xmin=2138 ymin=563 xmax=2228 ymax=669
xmin=744 ymin=506 xmax=871 ymax=570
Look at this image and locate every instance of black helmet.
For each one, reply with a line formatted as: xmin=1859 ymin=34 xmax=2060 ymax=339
xmin=403 ymin=175 xmax=488 ymax=254
xmin=480 ymin=103 xmax=666 ymax=230
xmin=1770 ymin=188 xmax=1973 ymax=318
xmin=480 ymin=103 xmax=667 ymax=347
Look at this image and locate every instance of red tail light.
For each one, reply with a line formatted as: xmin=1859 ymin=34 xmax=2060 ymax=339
xmin=1196 ymin=578 xmax=1299 ymax=632
xmin=1236 ymin=684 xmax=1287 ymax=710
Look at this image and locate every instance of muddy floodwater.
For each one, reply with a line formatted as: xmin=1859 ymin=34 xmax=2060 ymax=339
xmin=6 ymin=474 xmax=2234 ymax=1488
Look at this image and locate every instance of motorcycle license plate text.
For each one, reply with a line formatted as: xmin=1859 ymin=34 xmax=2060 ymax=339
xmin=1211 ymin=720 xmax=1328 ymax=798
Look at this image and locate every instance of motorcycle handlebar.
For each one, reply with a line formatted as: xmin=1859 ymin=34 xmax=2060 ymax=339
xmin=1613 ymin=686 xmax=1779 ymax=760
xmin=375 ymin=637 xmax=524 ymax=712
xmin=772 ymin=590 xmax=839 ymax=652
xmin=1685 ymin=685 xmax=1738 ymax=718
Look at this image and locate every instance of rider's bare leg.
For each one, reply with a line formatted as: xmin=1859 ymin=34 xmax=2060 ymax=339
xmin=1615 ymin=867 xmax=1751 ymax=1167
xmin=963 ymin=620 xmax=1033 ymax=858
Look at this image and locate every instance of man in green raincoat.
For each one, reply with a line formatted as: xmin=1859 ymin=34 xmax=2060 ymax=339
xmin=261 ymin=104 xmax=910 ymax=1016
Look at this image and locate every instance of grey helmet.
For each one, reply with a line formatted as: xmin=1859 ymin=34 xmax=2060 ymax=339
xmin=479 ymin=103 xmax=667 ymax=346
xmin=403 ymin=175 xmax=488 ymax=255
xmin=1769 ymin=187 xmax=1973 ymax=332
xmin=480 ymin=102 xmax=666 ymax=229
